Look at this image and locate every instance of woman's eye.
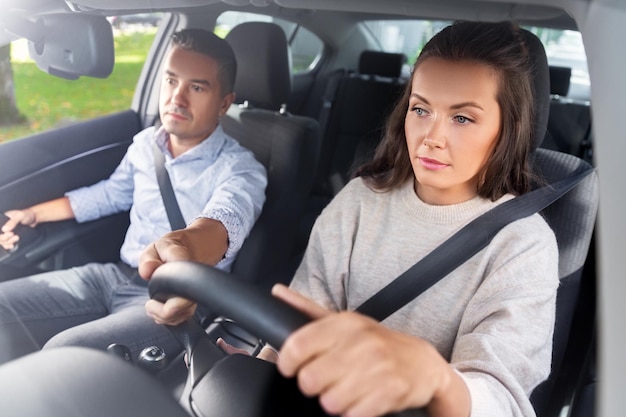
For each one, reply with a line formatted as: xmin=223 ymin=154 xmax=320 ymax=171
xmin=454 ymin=115 xmax=472 ymax=124
xmin=413 ymin=107 xmax=427 ymax=116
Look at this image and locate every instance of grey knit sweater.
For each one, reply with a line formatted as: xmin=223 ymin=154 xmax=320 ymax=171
xmin=291 ymin=177 xmax=559 ymax=417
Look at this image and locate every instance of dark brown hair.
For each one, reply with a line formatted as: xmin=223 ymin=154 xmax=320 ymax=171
xmin=171 ymin=29 xmax=237 ymax=96
xmin=355 ymin=21 xmax=535 ymax=200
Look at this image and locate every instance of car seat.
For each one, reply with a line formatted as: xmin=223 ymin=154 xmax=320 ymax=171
xmin=312 ymin=50 xmax=407 ymax=196
xmin=541 ymin=65 xmax=593 ymax=163
xmin=293 ymin=50 xmax=408 ymax=265
xmin=221 ymin=21 xmax=321 ymax=288
xmin=519 ymin=31 xmax=599 ymax=417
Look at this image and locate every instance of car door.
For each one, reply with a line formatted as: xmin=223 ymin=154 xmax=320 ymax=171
xmin=0 ymin=12 xmax=169 ymax=281
xmin=0 ymin=111 xmax=141 ymax=281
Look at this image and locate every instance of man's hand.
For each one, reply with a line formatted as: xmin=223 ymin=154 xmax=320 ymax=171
xmin=138 ymin=217 xmax=228 ymax=280
xmin=0 ymin=210 xmax=37 ymax=250
xmin=138 ymin=217 xmax=228 ymax=326
xmin=145 ymin=296 xmax=197 ymax=326
xmin=1 ymin=197 xmax=74 ymax=251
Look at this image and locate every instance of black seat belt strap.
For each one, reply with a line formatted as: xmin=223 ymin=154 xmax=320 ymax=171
xmin=153 ymin=142 xmax=216 ymax=362
xmin=356 ymin=163 xmax=594 ymax=322
xmin=152 ymin=141 xmax=186 ymax=231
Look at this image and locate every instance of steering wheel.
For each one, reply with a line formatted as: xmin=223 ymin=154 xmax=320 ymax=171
xmin=149 ymin=260 xmax=310 ymax=350
xmin=149 ymin=260 xmax=428 ymax=417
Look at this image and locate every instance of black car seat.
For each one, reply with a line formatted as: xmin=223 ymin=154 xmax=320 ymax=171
xmin=519 ymin=32 xmax=599 ymax=417
xmin=541 ymin=65 xmax=593 ymax=163
xmin=313 ymin=50 xmax=407 ymax=197
xmin=293 ymin=50 xmax=407 ymax=261
xmin=221 ymin=21 xmax=321 ymax=288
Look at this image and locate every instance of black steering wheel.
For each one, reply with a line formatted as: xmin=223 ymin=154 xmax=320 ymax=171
xmin=149 ymin=260 xmax=428 ymax=417
xmin=149 ymin=260 xmax=310 ymax=350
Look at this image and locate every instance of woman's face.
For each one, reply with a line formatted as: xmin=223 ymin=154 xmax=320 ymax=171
xmin=405 ymin=57 xmax=502 ymax=205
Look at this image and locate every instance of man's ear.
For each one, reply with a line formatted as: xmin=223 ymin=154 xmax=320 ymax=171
xmin=219 ymin=92 xmax=236 ymax=116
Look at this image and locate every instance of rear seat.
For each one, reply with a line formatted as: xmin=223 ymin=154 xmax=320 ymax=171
xmin=312 ymin=50 xmax=408 ymax=197
xmin=293 ymin=50 xmax=408 ymax=258
xmin=542 ymin=65 xmax=593 ymax=163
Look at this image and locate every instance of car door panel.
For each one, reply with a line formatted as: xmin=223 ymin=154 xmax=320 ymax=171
xmin=0 ymin=110 xmax=141 ymax=281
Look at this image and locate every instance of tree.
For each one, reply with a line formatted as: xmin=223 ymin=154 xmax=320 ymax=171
xmin=0 ymin=43 xmax=26 ymax=126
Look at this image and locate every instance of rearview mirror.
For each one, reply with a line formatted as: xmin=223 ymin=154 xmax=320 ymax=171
xmin=2 ymin=12 xmax=114 ymax=80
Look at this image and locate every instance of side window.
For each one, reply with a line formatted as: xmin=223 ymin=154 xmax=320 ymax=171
xmin=0 ymin=13 xmax=162 ymax=143
xmin=363 ymin=19 xmax=451 ymax=76
xmin=216 ymin=11 xmax=323 ymax=74
xmin=528 ymin=28 xmax=590 ymax=101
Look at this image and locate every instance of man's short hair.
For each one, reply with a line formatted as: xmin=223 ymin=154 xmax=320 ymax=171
xmin=171 ymin=28 xmax=237 ymax=95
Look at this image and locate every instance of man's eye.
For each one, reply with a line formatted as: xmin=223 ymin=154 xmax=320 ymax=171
xmin=192 ymin=85 xmax=204 ymax=92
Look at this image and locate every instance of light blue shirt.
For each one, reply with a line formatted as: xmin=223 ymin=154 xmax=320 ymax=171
xmin=66 ymin=124 xmax=267 ymax=270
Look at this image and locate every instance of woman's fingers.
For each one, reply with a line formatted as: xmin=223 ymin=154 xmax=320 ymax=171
xmin=271 ymin=283 xmax=330 ymax=320
xmin=276 ymin=309 xmax=446 ymax=417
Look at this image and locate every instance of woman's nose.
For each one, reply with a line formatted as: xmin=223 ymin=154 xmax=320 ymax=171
xmin=423 ymin=118 xmax=446 ymax=148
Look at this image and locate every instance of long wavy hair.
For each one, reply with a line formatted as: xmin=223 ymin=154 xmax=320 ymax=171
xmin=355 ymin=21 xmax=535 ymax=200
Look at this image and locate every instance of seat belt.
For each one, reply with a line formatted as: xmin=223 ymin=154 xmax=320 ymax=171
xmin=152 ymin=141 xmax=211 ymax=361
xmin=113 ymin=142 xmax=186 ymax=283
xmin=356 ymin=163 xmax=594 ymax=322
xmin=152 ymin=141 xmax=186 ymax=231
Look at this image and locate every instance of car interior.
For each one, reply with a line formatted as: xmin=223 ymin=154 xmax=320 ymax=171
xmin=0 ymin=0 xmax=621 ymax=416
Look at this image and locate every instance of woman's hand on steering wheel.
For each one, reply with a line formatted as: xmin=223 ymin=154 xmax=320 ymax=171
xmin=271 ymin=283 xmax=460 ymax=417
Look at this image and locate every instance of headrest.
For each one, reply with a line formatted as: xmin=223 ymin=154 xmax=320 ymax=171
xmin=358 ymin=50 xmax=406 ymax=78
xmin=520 ymin=29 xmax=550 ymax=152
xmin=549 ymin=65 xmax=572 ymax=97
xmin=225 ymin=22 xmax=292 ymax=110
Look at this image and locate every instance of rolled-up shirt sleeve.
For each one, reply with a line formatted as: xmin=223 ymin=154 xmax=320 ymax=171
xmin=65 ymin=153 xmax=134 ymax=223
xmin=196 ymin=149 xmax=267 ymax=261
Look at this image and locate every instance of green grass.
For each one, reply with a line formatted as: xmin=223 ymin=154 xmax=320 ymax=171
xmin=0 ymin=29 xmax=156 ymax=142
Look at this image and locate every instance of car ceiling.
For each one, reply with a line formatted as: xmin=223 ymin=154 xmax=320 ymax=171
xmin=3 ymin=0 xmax=583 ymax=28
xmin=1 ymin=0 xmax=592 ymax=50
xmin=4 ymin=0 xmax=625 ymax=18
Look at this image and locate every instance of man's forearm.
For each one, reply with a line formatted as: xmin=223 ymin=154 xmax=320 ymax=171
xmin=27 ymin=196 xmax=75 ymax=225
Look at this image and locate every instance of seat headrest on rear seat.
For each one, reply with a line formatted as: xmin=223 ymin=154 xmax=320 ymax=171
xmin=549 ymin=65 xmax=572 ymax=97
xmin=225 ymin=22 xmax=292 ymax=110
xmin=519 ymin=29 xmax=550 ymax=152
xmin=358 ymin=50 xmax=406 ymax=78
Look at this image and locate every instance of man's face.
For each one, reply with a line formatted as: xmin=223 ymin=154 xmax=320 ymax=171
xmin=159 ymin=45 xmax=234 ymax=145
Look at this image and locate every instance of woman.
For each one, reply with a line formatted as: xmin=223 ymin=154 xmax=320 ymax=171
xmin=269 ymin=21 xmax=558 ymax=417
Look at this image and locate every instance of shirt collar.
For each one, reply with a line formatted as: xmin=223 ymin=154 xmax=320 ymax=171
xmin=154 ymin=124 xmax=227 ymax=163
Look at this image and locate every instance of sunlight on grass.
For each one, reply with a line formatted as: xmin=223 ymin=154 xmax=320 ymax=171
xmin=0 ymin=28 xmax=156 ymax=142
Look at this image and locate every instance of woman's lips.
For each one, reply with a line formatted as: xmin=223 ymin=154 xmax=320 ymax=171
xmin=418 ymin=157 xmax=449 ymax=170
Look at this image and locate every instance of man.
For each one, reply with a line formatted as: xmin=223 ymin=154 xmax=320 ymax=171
xmin=0 ymin=29 xmax=267 ymax=365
